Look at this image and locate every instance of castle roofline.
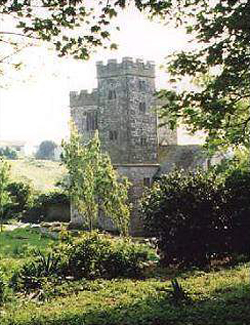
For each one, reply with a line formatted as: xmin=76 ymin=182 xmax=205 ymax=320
xmin=70 ymin=88 xmax=98 ymax=107
xmin=96 ymin=57 xmax=155 ymax=79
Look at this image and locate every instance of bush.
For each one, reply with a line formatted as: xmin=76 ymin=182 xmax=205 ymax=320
xmin=5 ymin=181 xmax=34 ymax=219
xmin=223 ymin=169 xmax=250 ymax=255
xmin=11 ymin=251 xmax=61 ymax=293
xmin=140 ymin=169 xmax=228 ymax=266
xmin=60 ymin=233 xmax=150 ymax=279
xmin=141 ymin=168 xmax=250 ymax=267
xmin=11 ymin=232 xmax=152 ymax=292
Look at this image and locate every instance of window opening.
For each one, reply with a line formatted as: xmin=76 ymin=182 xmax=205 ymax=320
xmin=86 ymin=112 xmax=97 ymax=131
xmin=108 ymin=90 xmax=116 ymax=100
xmin=109 ymin=130 xmax=118 ymax=141
xmin=139 ymin=80 xmax=146 ymax=91
xmin=139 ymin=102 xmax=146 ymax=113
xmin=143 ymin=177 xmax=151 ymax=187
xmin=140 ymin=137 xmax=147 ymax=146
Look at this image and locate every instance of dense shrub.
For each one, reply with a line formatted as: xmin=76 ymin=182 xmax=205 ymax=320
xmin=5 ymin=181 xmax=34 ymax=219
xmin=59 ymin=232 xmax=150 ymax=279
xmin=11 ymin=251 xmax=61 ymax=293
xmin=22 ymin=192 xmax=70 ymax=223
xmin=223 ymin=169 xmax=250 ymax=255
xmin=141 ymin=168 xmax=250 ymax=266
xmin=141 ymin=169 xmax=226 ymax=266
xmin=11 ymin=232 xmax=152 ymax=292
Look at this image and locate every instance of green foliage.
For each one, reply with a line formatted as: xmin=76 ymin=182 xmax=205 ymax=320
xmin=0 ymin=147 xmax=18 ymax=160
xmin=0 ymin=268 xmax=6 ymax=305
xmin=169 ymin=278 xmax=192 ymax=306
xmin=0 ymin=0 xmax=128 ymax=61
xmin=1 ymin=223 xmax=250 ymax=325
xmin=0 ymin=227 xmax=53 ymax=263
xmin=35 ymin=140 xmax=57 ymax=160
xmin=222 ymin=169 xmax=250 ymax=255
xmin=4 ymin=181 xmax=34 ymax=219
xmin=153 ymin=1 xmax=250 ymax=150
xmin=62 ymin=123 xmax=131 ymax=235
xmin=1 ymin=263 xmax=250 ymax=325
xmin=11 ymin=251 xmax=61 ymax=293
xmin=141 ymin=168 xmax=250 ymax=266
xmin=11 ymin=232 xmax=151 ymax=292
xmin=22 ymin=191 xmax=70 ymax=223
xmin=141 ymin=169 xmax=224 ymax=266
xmin=2 ymin=2 xmax=249 ymax=149
xmin=211 ymin=147 xmax=250 ymax=181
xmin=57 ymin=232 xmax=150 ymax=280
xmin=0 ymin=158 xmax=11 ymax=232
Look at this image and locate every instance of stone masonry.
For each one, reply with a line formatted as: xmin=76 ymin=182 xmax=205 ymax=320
xmin=70 ymin=57 xmax=178 ymax=235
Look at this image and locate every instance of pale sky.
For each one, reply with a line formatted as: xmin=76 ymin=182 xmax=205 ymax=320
xmin=0 ymin=6 xmax=203 ymax=146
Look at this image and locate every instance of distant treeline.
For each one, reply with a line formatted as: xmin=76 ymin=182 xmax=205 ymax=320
xmin=0 ymin=147 xmax=18 ymax=160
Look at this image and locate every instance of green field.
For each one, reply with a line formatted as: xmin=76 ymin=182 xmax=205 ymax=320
xmin=0 ymin=227 xmax=54 ymax=278
xmin=0 ymin=227 xmax=250 ymax=325
xmin=9 ymin=158 xmax=67 ymax=192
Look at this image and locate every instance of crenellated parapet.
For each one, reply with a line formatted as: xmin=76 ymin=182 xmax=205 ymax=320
xmin=96 ymin=57 xmax=155 ymax=79
xmin=69 ymin=88 xmax=98 ymax=108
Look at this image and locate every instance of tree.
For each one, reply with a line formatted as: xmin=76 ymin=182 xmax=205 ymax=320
xmin=0 ymin=158 xmax=11 ymax=232
xmin=0 ymin=147 xmax=18 ymax=160
xmin=35 ymin=140 xmax=57 ymax=160
xmin=5 ymin=181 xmax=33 ymax=219
xmin=0 ymin=0 xmax=123 ymax=62
xmin=149 ymin=0 xmax=250 ymax=151
xmin=140 ymin=167 xmax=250 ymax=266
xmin=61 ymin=123 xmax=131 ymax=236
xmin=2 ymin=1 xmax=248 ymax=148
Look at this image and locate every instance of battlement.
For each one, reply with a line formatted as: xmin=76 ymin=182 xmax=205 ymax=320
xmin=96 ymin=57 xmax=155 ymax=79
xmin=70 ymin=88 xmax=98 ymax=107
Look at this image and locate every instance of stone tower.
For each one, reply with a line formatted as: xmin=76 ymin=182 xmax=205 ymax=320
xmin=70 ymin=57 xmax=177 ymax=234
xmin=96 ymin=57 xmax=158 ymax=164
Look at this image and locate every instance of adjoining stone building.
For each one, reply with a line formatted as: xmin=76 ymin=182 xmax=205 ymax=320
xmin=70 ymin=57 xmax=206 ymax=235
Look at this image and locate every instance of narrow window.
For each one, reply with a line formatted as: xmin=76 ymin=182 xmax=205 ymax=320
xmin=143 ymin=177 xmax=151 ymax=187
xmin=140 ymin=137 xmax=147 ymax=146
xmin=109 ymin=130 xmax=118 ymax=141
xmin=139 ymin=80 xmax=146 ymax=91
xmin=139 ymin=102 xmax=146 ymax=113
xmin=86 ymin=112 xmax=97 ymax=131
xmin=108 ymin=90 xmax=116 ymax=100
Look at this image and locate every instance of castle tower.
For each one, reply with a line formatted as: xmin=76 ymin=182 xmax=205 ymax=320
xmin=70 ymin=89 xmax=99 ymax=143
xmin=69 ymin=58 xmax=177 ymax=235
xmin=96 ymin=57 xmax=158 ymax=164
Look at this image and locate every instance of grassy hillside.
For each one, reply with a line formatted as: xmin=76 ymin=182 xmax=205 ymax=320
xmin=9 ymin=158 xmax=67 ymax=192
xmin=0 ymin=228 xmax=249 ymax=325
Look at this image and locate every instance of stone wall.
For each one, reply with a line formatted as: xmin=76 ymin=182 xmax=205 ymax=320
xmin=116 ymin=164 xmax=159 ymax=236
xmin=158 ymin=145 xmax=207 ymax=174
xmin=97 ymin=57 xmax=158 ymax=164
